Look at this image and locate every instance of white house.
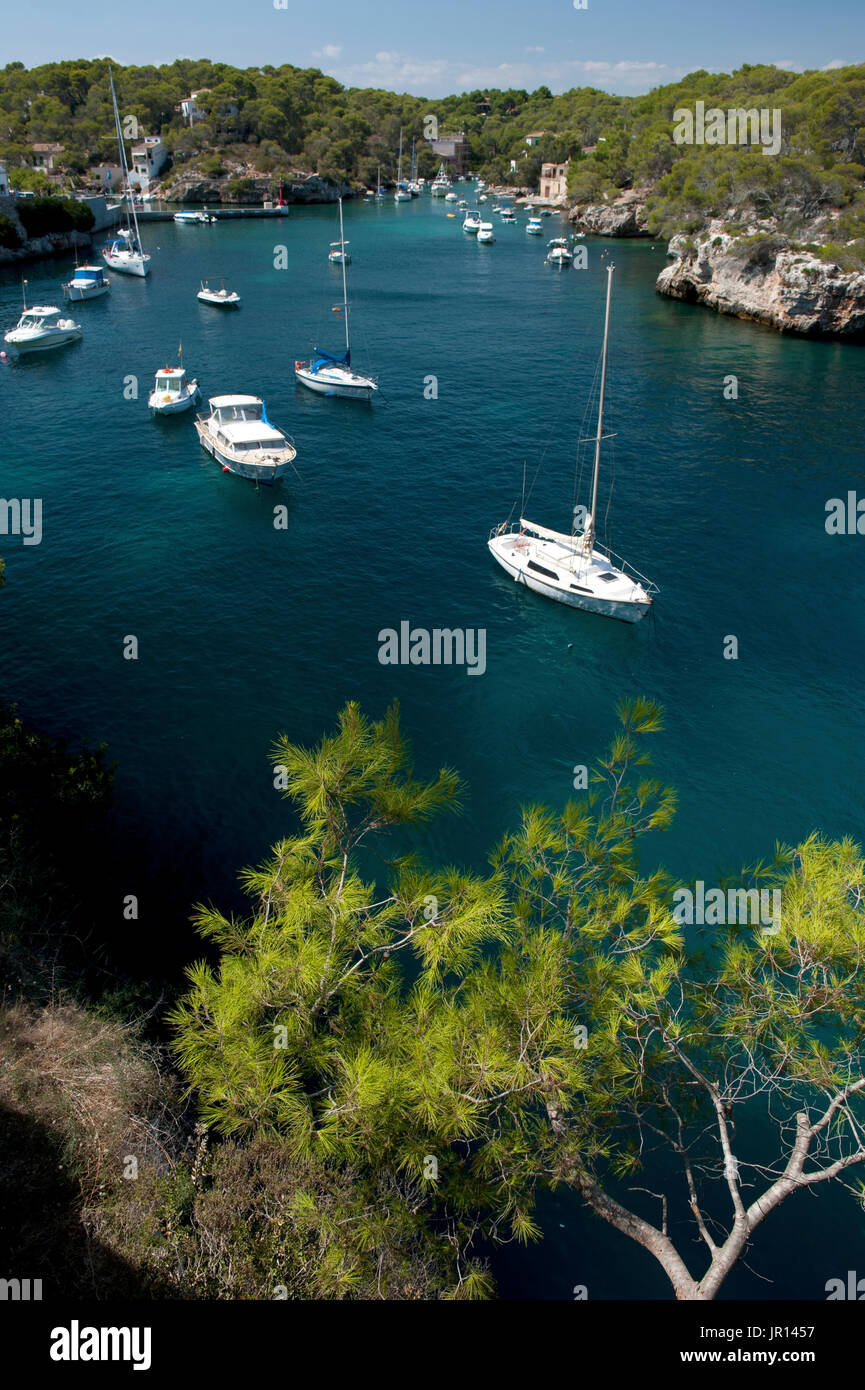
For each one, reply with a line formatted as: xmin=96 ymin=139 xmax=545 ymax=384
xmin=540 ymin=160 xmax=570 ymax=203
xmin=0 ymin=163 xmax=8 ymax=197
xmin=525 ymin=131 xmax=545 ymax=148
xmin=130 ymin=136 xmax=167 ymax=193
xmin=179 ymin=90 xmax=209 ymax=125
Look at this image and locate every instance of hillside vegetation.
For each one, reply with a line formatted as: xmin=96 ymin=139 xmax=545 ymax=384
xmin=1 ymin=58 xmax=862 ymax=264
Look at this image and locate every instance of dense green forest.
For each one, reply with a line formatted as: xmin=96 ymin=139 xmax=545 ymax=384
xmin=1 ymin=58 xmax=863 ymax=266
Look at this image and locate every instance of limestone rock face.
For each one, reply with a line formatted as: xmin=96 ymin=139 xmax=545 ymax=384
xmin=568 ymin=190 xmax=649 ymax=237
xmin=656 ymin=222 xmax=865 ymax=338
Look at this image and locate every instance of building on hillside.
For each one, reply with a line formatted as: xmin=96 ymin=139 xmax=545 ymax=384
xmin=178 ymin=90 xmax=210 ymax=125
xmin=0 ymin=163 xmax=8 ymax=197
xmin=31 ymin=142 xmax=64 ymax=171
xmin=429 ymin=131 xmax=469 ymax=176
xmin=525 ymin=131 xmax=545 ymax=147
xmin=130 ymin=136 xmax=167 ymax=194
xmin=93 ymin=162 xmax=124 ymax=192
xmin=540 ymin=159 xmax=570 ymax=203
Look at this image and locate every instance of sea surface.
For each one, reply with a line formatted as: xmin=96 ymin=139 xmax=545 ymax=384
xmin=1 ymin=195 xmax=864 ymax=1299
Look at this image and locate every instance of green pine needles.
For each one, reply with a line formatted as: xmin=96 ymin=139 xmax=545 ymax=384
xmin=170 ymin=698 xmax=865 ymax=1300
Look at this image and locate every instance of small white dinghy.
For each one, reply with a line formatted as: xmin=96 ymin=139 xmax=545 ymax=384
xmin=4 ymin=285 xmax=81 ymax=354
xmin=489 ymin=264 xmax=657 ymax=625
xmin=148 ymin=352 xmax=200 ymax=415
xmin=197 ymin=278 xmax=241 ymax=307
xmin=328 ymin=241 xmax=351 ymax=264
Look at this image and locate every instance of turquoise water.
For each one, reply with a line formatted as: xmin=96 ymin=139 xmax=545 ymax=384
xmin=1 ymin=197 xmax=864 ymax=1298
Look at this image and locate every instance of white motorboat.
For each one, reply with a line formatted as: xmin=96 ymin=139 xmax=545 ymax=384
xmin=295 ymin=197 xmax=378 ymax=401
xmin=477 ymin=222 xmax=496 ymax=244
xmin=478 ymin=194 xmax=488 ymax=203
xmin=501 ymin=208 xmax=516 ymax=222
xmin=489 ymin=264 xmax=657 ymax=624
xmin=174 ymin=209 xmax=216 ymax=224
xmin=197 ymin=278 xmax=241 ymax=307
xmin=526 ymin=217 xmax=544 ymax=236
xmin=194 ymin=395 xmax=297 ymax=483
xmin=445 ymin=191 xmax=459 ymax=203
xmin=328 ymin=240 xmax=351 ymax=263
xmin=462 ymin=211 xmax=482 ymax=233
xmin=102 ymin=68 xmax=151 ymax=278
xmin=4 ymin=290 xmax=81 ymax=353
xmin=148 ymin=361 xmax=200 ymax=415
xmin=547 ymin=237 xmax=573 ymax=266
xmin=62 ymin=263 xmax=110 ymax=300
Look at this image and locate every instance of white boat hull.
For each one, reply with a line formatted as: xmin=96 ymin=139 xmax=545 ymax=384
xmin=194 ymin=420 xmax=292 ymax=483
xmin=4 ymin=327 xmax=81 ymax=353
xmin=295 ymin=364 xmax=376 ymax=400
xmin=149 ymin=384 xmax=199 ymax=415
xmin=103 ymin=250 xmax=151 ymax=277
xmin=64 ymin=282 xmax=110 ymax=301
xmin=488 ymin=533 xmax=652 ymax=624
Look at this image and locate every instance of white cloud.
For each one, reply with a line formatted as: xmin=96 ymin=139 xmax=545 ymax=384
xmin=525 ymin=46 xmax=546 ymax=54
xmin=769 ymin=59 xmax=796 ymax=70
xmin=326 ymin=51 xmax=686 ymax=97
xmin=313 ymin=44 xmax=342 ymax=60
xmin=822 ymin=58 xmax=846 ymax=69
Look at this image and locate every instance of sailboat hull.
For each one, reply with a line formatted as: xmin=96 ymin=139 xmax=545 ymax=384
xmin=488 ymin=535 xmax=652 ymax=624
xmin=295 ymin=365 xmax=376 ymax=400
xmin=103 ymin=251 xmax=150 ymax=277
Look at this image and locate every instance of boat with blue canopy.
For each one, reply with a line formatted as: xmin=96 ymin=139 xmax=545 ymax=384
xmin=295 ymin=198 xmax=378 ymax=400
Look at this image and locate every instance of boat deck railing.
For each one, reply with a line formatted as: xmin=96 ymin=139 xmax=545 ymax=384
xmin=489 ymin=521 xmax=659 ymax=596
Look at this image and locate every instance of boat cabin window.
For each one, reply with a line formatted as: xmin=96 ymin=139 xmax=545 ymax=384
xmin=215 ymin=404 xmax=262 ymax=423
xmin=527 ymin=560 xmax=559 ymax=581
xmin=156 ymin=377 xmax=175 ymax=391
xmin=599 ymin=572 xmax=618 ymax=583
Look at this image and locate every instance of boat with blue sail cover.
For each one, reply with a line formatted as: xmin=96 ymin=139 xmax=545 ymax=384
xmin=294 ymin=198 xmax=378 ymax=400
xmin=63 ymin=264 xmax=110 ymax=300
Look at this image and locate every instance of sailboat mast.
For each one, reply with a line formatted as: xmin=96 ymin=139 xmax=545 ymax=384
xmin=586 ymin=263 xmax=614 ymax=550
xmin=109 ymin=65 xmax=145 ymax=251
xmin=397 ymin=129 xmax=403 ymax=183
xmin=338 ymin=197 xmax=350 ymax=357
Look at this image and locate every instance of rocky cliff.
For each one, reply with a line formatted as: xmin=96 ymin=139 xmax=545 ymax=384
xmin=568 ymin=189 xmax=650 ymax=237
xmin=656 ymin=222 xmax=865 ymax=338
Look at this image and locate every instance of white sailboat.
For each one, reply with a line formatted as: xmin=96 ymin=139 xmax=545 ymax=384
xmin=102 ymin=66 xmax=151 ymax=278
xmin=394 ymin=131 xmax=412 ymax=202
xmin=431 ymin=162 xmax=452 ymax=197
xmin=489 ymin=264 xmax=657 ymax=624
xmin=295 ymin=198 xmax=378 ymax=400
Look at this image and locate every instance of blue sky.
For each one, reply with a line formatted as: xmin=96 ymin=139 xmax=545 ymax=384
xmin=4 ymin=0 xmax=863 ymax=95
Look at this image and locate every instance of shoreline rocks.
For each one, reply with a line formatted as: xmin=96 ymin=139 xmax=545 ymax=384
xmin=656 ymin=222 xmax=865 ymax=339
xmin=568 ymin=189 xmax=650 ymax=238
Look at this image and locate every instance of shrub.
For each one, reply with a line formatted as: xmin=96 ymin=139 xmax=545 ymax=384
xmin=16 ymin=196 xmax=94 ymax=239
xmin=0 ymin=214 xmax=21 ymax=249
